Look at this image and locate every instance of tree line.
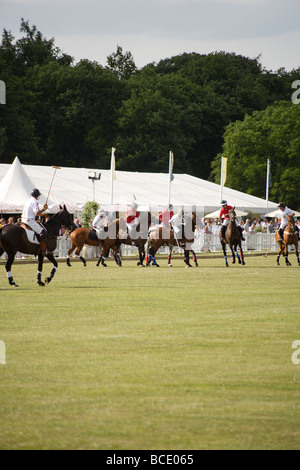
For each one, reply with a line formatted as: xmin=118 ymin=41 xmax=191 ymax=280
xmin=1 ymin=19 xmax=300 ymax=208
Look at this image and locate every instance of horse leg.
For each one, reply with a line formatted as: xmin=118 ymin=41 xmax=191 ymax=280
xmin=222 ymin=243 xmax=229 ymax=267
xmin=295 ymin=242 xmax=300 ymax=266
xmin=168 ymin=245 xmax=172 ymax=267
xmin=234 ymin=245 xmax=241 ymax=264
xmin=147 ymin=246 xmax=159 ymax=267
xmin=66 ymin=242 xmax=76 ymax=267
xmin=44 ymin=253 xmax=58 ymax=285
xmin=137 ymin=245 xmax=145 ymax=267
xmin=284 ymin=244 xmax=291 ymax=266
xmin=277 ymin=250 xmax=281 ymax=266
xmin=37 ymin=254 xmax=45 ymax=286
xmin=184 ymin=249 xmax=192 ymax=268
xmin=192 ymin=250 xmax=198 ymax=267
xmin=71 ymin=243 xmax=86 ymax=266
xmin=240 ymin=245 xmax=245 ymax=265
xmin=5 ymin=252 xmax=19 ymax=287
xmin=97 ymin=244 xmax=108 ymax=267
xmin=229 ymin=243 xmax=235 ymax=264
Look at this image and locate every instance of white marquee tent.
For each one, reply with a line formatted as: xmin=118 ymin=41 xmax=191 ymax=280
xmin=0 ymin=157 xmax=278 ymax=215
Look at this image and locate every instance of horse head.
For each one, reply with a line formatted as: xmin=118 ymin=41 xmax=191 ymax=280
xmin=54 ymin=205 xmax=73 ymax=230
xmin=288 ymin=214 xmax=295 ymax=229
xmin=229 ymin=208 xmax=236 ymax=223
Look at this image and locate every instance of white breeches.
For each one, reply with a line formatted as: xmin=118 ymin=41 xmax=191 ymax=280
xmin=22 ymin=219 xmax=44 ymax=235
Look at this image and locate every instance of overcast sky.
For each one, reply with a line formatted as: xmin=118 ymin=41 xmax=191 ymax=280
xmin=1 ymin=0 xmax=300 ymax=72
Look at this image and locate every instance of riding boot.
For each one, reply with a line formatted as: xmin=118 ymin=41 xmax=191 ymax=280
xmin=238 ymin=226 xmax=245 ymax=241
xmin=220 ymin=225 xmax=226 ymax=242
xmin=278 ymin=228 xmax=284 ymax=242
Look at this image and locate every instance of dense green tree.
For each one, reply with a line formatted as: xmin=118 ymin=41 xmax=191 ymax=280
xmin=1 ymin=18 xmax=299 ymax=195
xmin=210 ymin=101 xmax=300 ymax=209
xmin=106 ymin=45 xmax=137 ymax=80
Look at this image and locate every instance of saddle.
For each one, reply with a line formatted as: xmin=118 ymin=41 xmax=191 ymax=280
xmin=20 ymin=223 xmax=40 ymax=245
xmin=88 ymin=229 xmax=99 ymax=241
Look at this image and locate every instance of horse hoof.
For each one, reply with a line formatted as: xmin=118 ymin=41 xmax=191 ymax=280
xmin=45 ymin=278 xmax=51 ymax=285
xmin=12 ymin=283 xmax=19 ymax=288
xmin=242 ymin=261 xmax=245 ymax=265
xmin=38 ymin=282 xmax=45 ymax=287
xmin=168 ymin=264 xmax=172 ymax=268
xmin=66 ymin=260 xmax=71 ymax=267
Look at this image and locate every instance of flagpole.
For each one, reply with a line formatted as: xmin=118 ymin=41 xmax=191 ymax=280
xmin=220 ymin=156 xmax=224 ymax=202
xmin=266 ymin=159 xmax=270 ymax=214
xmin=168 ymin=151 xmax=173 ymax=205
xmin=220 ymin=156 xmax=227 ymax=203
xmin=110 ymin=147 xmax=116 ymax=205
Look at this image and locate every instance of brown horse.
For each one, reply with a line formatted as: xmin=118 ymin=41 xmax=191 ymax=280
xmin=96 ymin=216 xmax=150 ymax=267
xmin=275 ymin=215 xmax=300 ymax=266
xmin=145 ymin=213 xmax=198 ymax=268
xmin=66 ymin=227 xmax=121 ymax=267
xmin=0 ymin=205 xmax=73 ymax=287
xmin=220 ymin=209 xmax=245 ymax=267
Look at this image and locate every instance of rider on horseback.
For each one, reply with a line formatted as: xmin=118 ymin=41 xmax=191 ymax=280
xmin=219 ymin=200 xmax=245 ymax=242
xmin=277 ymin=202 xmax=299 ymax=242
xmin=21 ymin=189 xmax=48 ymax=255
xmin=125 ymin=203 xmax=140 ymax=246
xmin=92 ymin=209 xmax=108 ymax=240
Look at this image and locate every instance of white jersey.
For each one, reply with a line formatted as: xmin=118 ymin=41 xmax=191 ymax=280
xmin=93 ymin=214 xmax=108 ymax=228
xmin=22 ymin=197 xmax=40 ymax=222
xmin=278 ymin=207 xmax=294 ymax=226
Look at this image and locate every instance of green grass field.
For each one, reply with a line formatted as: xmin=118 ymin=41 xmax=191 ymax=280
xmin=0 ymin=254 xmax=300 ymax=450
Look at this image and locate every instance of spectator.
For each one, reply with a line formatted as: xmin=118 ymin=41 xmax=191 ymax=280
xmin=243 ymin=219 xmax=251 ymax=234
xmin=74 ymin=217 xmax=82 ymax=228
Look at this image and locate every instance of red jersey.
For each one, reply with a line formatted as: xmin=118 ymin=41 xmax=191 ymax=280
xmin=158 ymin=209 xmax=174 ymax=225
xmin=125 ymin=210 xmax=140 ymax=224
xmin=219 ymin=205 xmax=233 ymax=220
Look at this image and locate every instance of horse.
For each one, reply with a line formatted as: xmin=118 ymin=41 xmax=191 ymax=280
xmin=96 ymin=216 xmax=150 ymax=267
xmin=145 ymin=213 xmax=198 ymax=268
xmin=275 ymin=215 xmax=300 ymax=266
xmin=66 ymin=227 xmax=121 ymax=267
xmin=95 ymin=212 xmax=157 ymax=268
xmin=0 ymin=205 xmax=73 ymax=287
xmin=220 ymin=208 xmax=245 ymax=267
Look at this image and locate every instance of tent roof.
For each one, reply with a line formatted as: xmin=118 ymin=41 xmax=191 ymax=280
xmin=0 ymin=157 xmax=278 ymax=213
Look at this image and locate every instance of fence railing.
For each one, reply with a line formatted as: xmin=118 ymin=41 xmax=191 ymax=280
xmin=1 ymin=232 xmax=298 ymax=260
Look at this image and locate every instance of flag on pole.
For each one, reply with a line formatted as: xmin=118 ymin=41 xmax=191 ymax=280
xmin=111 ymin=147 xmax=117 ymax=180
xmin=221 ymin=156 xmax=227 ymax=187
xmin=169 ymin=151 xmax=174 ymax=182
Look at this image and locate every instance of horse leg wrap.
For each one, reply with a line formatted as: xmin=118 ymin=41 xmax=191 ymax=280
xmin=37 ymin=271 xmax=45 ymax=286
xmin=49 ymin=267 xmax=58 ymax=279
xmin=45 ymin=267 xmax=58 ymax=284
xmin=7 ymin=271 xmax=16 ymax=286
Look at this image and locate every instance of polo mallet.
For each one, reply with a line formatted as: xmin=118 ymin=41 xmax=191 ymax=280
xmin=46 ymin=166 xmax=61 ymax=205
